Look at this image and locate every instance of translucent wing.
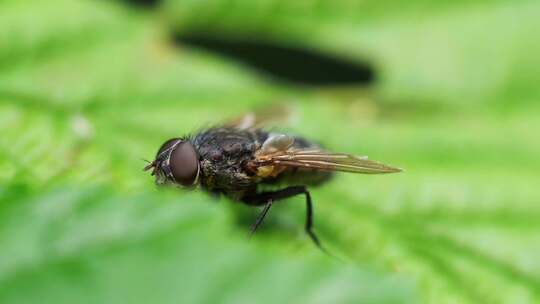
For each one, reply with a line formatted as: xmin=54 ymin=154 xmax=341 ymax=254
xmin=224 ymin=104 xmax=293 ymax=130
xmin=253 ymin=135 xmax=402 ymax=174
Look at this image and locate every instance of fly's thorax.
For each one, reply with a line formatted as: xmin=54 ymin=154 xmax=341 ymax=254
xmin=192 ymin=128 xmax=262 ymax=192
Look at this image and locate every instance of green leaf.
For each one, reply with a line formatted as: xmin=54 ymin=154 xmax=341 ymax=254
xmin=0 ymin=185 xmax=415 ymax=304
xmin=163 ymin=0 xmax=540 ymax=105
xmin=2 ymin=0 xmax=540 ymax=304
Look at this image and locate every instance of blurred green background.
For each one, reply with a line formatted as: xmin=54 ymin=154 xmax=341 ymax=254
xmin=1 ymin=0 xmax=539 ymax=303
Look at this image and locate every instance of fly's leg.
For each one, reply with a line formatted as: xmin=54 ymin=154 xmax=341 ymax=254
xmin=303 ymin=189 xmax=322 ymax=249
xmin=243 ymin=186 xmax=324 ymax=250
xmin=249 ymin=199 xmax=273 ymax=237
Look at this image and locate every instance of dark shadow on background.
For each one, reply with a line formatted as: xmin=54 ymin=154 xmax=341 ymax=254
xmin=173 ymin=34 xmax=376 ymax=87
xmin=121 ymin=0 xmax=160 ymax=8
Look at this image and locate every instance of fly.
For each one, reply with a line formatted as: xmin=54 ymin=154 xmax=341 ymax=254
xmin=144 ymin=108 xmax=402 ymax=249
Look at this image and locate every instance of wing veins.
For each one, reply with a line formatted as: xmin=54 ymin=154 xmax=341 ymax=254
xmin=259 ymin=150 xmax=401 ymax=174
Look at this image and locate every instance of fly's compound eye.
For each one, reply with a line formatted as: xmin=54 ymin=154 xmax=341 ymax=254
xmin=169 ymin=141 xmax=199 ymax=186
xmin=157 ymin=138 xmax=182 ymax=157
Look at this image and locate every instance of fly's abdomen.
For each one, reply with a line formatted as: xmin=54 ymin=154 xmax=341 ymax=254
xmin=262 ymin=134 xmax=334 ymax=186
xmin=275 ymin=167 xmax=334 ymax=186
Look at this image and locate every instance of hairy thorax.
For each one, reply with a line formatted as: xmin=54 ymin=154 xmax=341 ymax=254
xmin=191 ymin=128 xmax=264 ymax=197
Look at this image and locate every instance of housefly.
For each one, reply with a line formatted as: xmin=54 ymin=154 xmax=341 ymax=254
xmin=144 ymin=108 xmax=402 ymax=249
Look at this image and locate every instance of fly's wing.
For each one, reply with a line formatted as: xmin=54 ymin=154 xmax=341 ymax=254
xmin=223 ymin=104 xmax=293 ymax=130
xmin=251 ymin=134 xmax=402 ymax=174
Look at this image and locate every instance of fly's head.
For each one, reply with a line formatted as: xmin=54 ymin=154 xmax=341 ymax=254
xmin=144 ymin=138 xmax=200 ymax=187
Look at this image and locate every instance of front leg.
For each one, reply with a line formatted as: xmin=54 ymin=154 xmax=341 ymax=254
xmin=242 ymin=186 xmax=323 ymax=249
